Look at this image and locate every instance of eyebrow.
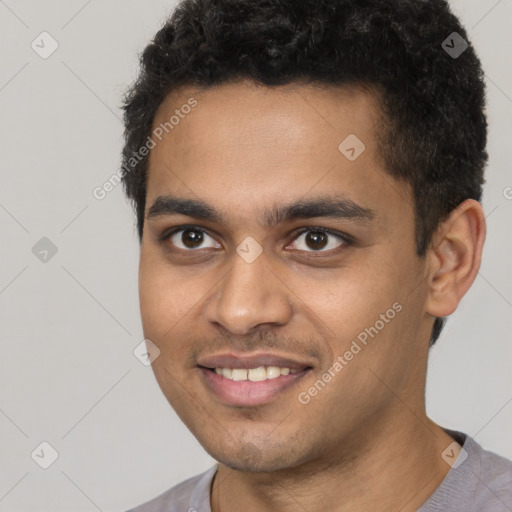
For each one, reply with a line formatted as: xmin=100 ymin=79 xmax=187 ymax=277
xmin=146 ymin=194 xmax=375 ymax=227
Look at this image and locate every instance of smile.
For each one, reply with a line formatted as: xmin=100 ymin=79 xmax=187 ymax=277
xmin=196 ymin=352 xmax=314 ymax=406
xmin=213 ymin=366 xmax=300 ymax=381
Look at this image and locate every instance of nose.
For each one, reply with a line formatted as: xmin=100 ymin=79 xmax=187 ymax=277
xmin=204 ymin=249 xmax=293 ymax=335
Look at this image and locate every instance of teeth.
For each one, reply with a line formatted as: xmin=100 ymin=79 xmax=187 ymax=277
xmin=212 ymin=366 xmax=300 ymax=381
xmin=266 ymin=366 xmax=281 ymax=379
xmin=231 ymin=369 xmax=248 ymax=381
xmin=248 ymin=367 xmax=267 ymax=382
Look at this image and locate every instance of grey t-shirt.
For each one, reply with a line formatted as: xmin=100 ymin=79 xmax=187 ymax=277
xmin=127 ymin=429 xmax=512 ymax=512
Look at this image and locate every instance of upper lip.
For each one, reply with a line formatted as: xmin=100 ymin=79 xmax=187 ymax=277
xmin=197 ymin=352 xmax=314 ymax=371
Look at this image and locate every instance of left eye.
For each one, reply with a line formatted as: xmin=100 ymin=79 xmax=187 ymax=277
xmin=289 ymin=228 xmax=348 ymax=252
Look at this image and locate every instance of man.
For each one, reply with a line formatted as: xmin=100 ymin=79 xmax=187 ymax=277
xmin=122 ymin=0 xmax=512 ymax=510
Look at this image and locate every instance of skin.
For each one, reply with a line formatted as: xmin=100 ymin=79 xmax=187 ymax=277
xmin=138 ymin=79 xmax=486 ymax=512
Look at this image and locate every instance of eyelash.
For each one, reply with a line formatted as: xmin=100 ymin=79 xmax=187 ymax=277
xmin=158 ymin=224 xmax=353 ymax=256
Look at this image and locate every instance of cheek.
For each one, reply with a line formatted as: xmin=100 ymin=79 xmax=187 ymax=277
xmin=138 ymin=262 xmax=166 ymax=335
xmin=303 ymin=267 xmax=397 ymax=341
xmin=300 ymin=255 xmax=419 ymax=386
xmin=138 ymin=252 xmax=194 ymax=341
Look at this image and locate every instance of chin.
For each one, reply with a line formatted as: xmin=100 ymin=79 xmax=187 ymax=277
xmin=205 ymin=440 xmax=306 ymax=473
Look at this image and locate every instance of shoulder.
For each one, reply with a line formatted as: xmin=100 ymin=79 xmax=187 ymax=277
xmin=472 ymin=437 xmax=512 ymax=506
xmin=126 ymin=465 xmax=217 ymax=512
xmin=419 ymin=429 xmax=512 ymax=512
xmin=450 ymin=430 xmax=512 ymax=510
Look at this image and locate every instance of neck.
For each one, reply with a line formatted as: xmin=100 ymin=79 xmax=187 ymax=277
xmin=210 ymin=413 xmax=456 ymax=512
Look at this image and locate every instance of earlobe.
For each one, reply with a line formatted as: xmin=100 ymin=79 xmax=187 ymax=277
xmin=425 ymin=199 xmax=486 ymax=318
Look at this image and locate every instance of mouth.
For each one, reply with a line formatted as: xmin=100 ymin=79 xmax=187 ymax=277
xmin=196 ymin=352 xmax=314 ymax=407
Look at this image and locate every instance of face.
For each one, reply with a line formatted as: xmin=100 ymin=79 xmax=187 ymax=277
xmin=139 ymin=80 xmax=434 ymax=472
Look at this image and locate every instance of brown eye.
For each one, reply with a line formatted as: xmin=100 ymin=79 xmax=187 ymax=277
xmin=164 ymin=227 xmax=221 ymax=251
xmin=290 ymin=228 xmax=347 ymax=253
xmin=304 ymin=231 xmax=328 ymax=250
xmin=180 ymin=228 xmax=204 ymax=248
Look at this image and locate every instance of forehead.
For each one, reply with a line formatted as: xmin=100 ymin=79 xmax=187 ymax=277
xmin=145 ymin=80 xmax=411 ymax=227
xmin=150 ymin=80 xmax=382 ymax=161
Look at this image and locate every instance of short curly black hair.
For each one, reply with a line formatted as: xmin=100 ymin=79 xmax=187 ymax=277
xmin=120 ymin=0 xmax=487 ymax=346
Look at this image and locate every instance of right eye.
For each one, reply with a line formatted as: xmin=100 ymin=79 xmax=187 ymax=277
xmin=160 ymin=225 xmax=222 ymax=252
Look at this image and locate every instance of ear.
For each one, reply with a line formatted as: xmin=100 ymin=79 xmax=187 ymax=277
xmin=425 ymin=199 xmax=486 ymax=318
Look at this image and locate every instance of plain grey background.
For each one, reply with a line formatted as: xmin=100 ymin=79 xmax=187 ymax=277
xmin=0 ymin=1 xmax=510 ymax=510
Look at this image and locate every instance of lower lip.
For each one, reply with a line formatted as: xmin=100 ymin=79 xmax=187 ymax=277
xmin=198 ymin=367 xmax=310 ymax=406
